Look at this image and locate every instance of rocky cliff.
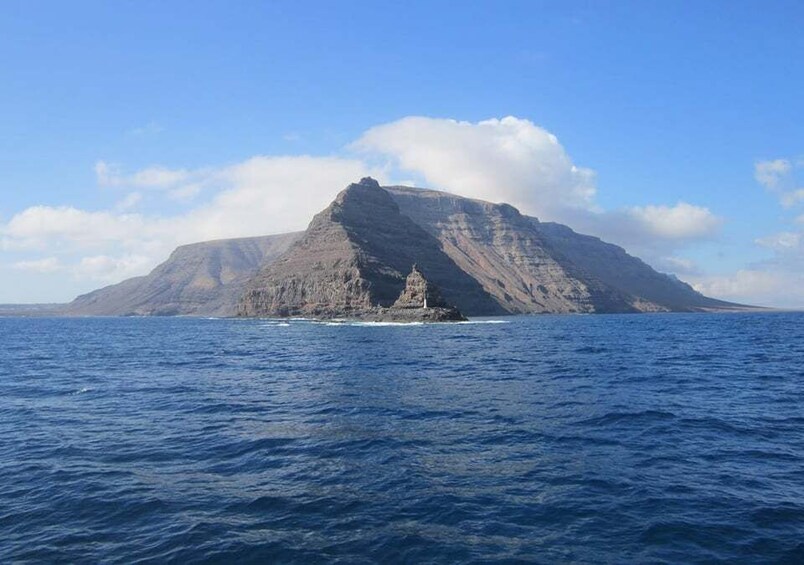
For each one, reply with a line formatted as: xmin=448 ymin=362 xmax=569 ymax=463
xmin=238 ymin=178 xmax=502 ymax=318
xmin=66 ymin=232 xmax=301 ymax=316
xmin=66 ymin=178 xmax=743 ymax=318
xmin=386 ymin=185 xmax=735 ymax=313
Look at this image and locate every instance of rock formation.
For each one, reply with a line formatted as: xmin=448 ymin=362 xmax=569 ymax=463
xmin=379 ymin=265 xmax=466 ymax=321
xmin=386 ymin=185 xmax=737 ymax=313
xmin=237 ymin=177 xmax=502 ymax=319
xmin=65 ymin=177 xmax=747 ymax=318
xmin=393 ymin=264 xmax=449 ymax=309
xmin=65 ymin=233 xmax=301 ymax=316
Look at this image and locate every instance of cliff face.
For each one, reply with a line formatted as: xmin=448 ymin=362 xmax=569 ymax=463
xmin=66 ymin=233 xmax=301 ymax=316
xmin=386 ymin=185 xmax=736 ymax=313
xmin=238 ymin=178 xmax=502 ymax=317
xmin=531 ymin=221 xmax=737 ymax=311
xmin=385 ymin=186 xmax=658 ymax=313
xmin=65 ymin=178 xmax=741 ymax=318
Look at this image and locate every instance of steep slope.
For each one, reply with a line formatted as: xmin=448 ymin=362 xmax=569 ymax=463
xmin=239 ymin=178 xmax=503 ymax=317
xmin=65 ymin=179 xmax=742 ymax=318
xmin=386 ymin=186 xmax=653 ymax=313
xmin=532 ymin=221 xmax=738 ymax=311
xmin=66 ymin=232 xmax=301 ymax=316
xmin=387 ymin=185 xmax=736 ymax=313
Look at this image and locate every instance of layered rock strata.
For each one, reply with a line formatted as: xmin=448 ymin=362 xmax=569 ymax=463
xmin=66 ymin=233 xmax=302 ymax=316
xmin=238 ymin=178 xmax=501 ymax=319
xmin=66 ymin=178 xmax=745 ymax=318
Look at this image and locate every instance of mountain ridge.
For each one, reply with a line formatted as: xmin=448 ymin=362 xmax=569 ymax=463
xmin=65 ymin=232 xmax=302 ymax=316
xmin=63 ymin=178 xmax=748 ymax=318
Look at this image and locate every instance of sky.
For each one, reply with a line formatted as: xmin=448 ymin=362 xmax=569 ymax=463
xmin=1 ymin=0 xmax=803 ymax=306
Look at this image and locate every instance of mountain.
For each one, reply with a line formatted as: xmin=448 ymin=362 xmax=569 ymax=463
xmin=66 ymin=177 xmax=743 ymax=318
xmin=239 ymin=178 xmax=739 ymax=318
xmin=66 ymin=233 xmax=301 ymax=316
xmin=386 ymin=185 xmax=735 ymax=313
xmin=386 ymin=186 xmax=648 ymax=313
xmin=531 ymin=221 xmax=737 ymax=311
xmin=238 ymin=178 xmax=503 ymax=318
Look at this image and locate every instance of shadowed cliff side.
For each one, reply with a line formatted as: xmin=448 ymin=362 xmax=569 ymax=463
xmin=386 ymin=186 xmax=655 ymax=313
xmin=238 ymin=178 xmax=504 ymax=318
xmin=386 ymin=186 xmax=741 ymax=313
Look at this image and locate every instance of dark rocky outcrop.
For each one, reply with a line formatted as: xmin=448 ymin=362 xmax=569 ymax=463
xmin=238 ymin=178 xmax=503 ymax=319
xmin=380 ymin=265 xmax=466 ymax=321
xmin=393 ymin=264 xmax=450 ymax=309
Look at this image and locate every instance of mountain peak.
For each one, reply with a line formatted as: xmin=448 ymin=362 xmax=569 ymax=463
xmin=357 ymin=176 xmax=381 ymax=188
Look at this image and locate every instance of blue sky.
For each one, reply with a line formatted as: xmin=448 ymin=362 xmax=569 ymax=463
xmin=2 ymin=1 xmax=803 ymax=305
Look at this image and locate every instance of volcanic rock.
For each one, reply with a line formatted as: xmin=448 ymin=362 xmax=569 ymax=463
xmin=238 ymin=177 xmax=502 ymax=319
xmin=65 ymin=232 xmax=301 ymax=316
xmin=65 ymin=178 xmax=746 ymax=318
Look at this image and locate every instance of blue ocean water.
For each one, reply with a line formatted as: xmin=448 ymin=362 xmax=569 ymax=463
xmin=1 ymin=313 xmax=803 ymax=564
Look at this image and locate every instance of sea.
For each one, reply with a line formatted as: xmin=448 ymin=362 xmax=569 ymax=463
xmin=1 ymin=313 xmax=803 ymax=564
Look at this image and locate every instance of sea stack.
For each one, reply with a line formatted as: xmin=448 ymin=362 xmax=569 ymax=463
xmin=373 ymin=264 xmax=467 ymax=322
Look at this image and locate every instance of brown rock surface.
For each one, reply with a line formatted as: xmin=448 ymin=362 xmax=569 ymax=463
xmin=386 ymin=186 xmax=649 ymax=313
xmin=238 ymin=178 xmax=502 ymax=318
xmin=63 ymin=178 xmax=746 ymax=318
xmin=65 ymin=232 xmax=302 ymax=316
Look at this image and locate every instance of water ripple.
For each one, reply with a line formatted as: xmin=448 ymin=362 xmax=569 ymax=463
xmin=1 ymin=313 xmax=803 ymax=563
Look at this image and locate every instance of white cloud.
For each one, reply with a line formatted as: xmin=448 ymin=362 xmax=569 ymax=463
xmin=3 ymin=206 xmax=149 ymax=251
xmin=625 ymin=202 xmax=722 ymax=240
xmin=755 ymin=159 xmax=791 ymax=189
xmin=755 ymin=158 xmax=804 ymax=207
xmin=355 ymin=116 xmax=720 ymax=260
xmin=354 ymin=116 xmax=597 ymax=216
xmin=691 ymin=270 xmax=784 ymax=301
xmin=73 ymin=254 xmax=153 ymax=282
xmin=689 ymin=269 xmax=804 ymax=308
xmin=12 ymin=257 xmax=63 ymax=273
xmin=96 ymin=160 xmax=191 ymax=189
xmin=756 ymin=231 xmax=801 ymax=251
xmin=115 ymin=192 xmax=143 ymax=211
xmin=168 ymin=184 xmax=201 ymax=202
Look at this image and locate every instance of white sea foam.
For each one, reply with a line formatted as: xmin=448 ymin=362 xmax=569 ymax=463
xmin=291 ymin=318 xmax=509 ymax=327
xmin=352 ymin=321 xmax=425 ymax=327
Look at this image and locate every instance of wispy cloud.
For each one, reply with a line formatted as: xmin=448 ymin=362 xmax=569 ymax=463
xmin=3 ymin=156 xmax=384 ymax=283
xmin=12 ymin=257 xmax=62 ymax=274
xmin=128 ymin=121 xmax=164 ymax=136
xmin=755 ymin=157 xmax=804 ymax=207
